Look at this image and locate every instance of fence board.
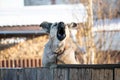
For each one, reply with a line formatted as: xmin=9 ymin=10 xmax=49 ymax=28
xmin=53 ymin=68 xmax=68 ymax=80
xmin=115 ymin=68 xmax=120 ymax=80
xmin=37 ymin=68 xmax=53 ymax=80
xmin=79 ymin=69 xmax=86 ymax=80
xmin=99 ymin=69 xmax=105 ymax=80
xmin=78 ymin=68 xmax=84 ymax=80
xmin=23 ymin=68 xmax=37 ymax=80
xmin=69 ymin=69 xmax=79 ymax=80
xmin=92 ymin=69 xmax=98 ymax=80
xmin=17 ymin=69 xmax=24 ymax=80
xmin=0 ymin=69 xmax=18 ymax=80
xmin=84 ymin=69 xmax=92 ymax=80
xmin=69 ymin=68 xmax=93 ymax=80
xmin=105 ymin=69 xmax=113 ymax=80
xmin=0 ymin=64 xmax=120 ymax=80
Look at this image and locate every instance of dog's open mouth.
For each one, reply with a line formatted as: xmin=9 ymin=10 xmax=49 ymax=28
xmin=57 ymin=22 xmax=66 ymax=41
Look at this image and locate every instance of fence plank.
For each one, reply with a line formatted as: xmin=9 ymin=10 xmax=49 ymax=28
xmin=0 ymin=69 xmax=18 ymax=80
xmin=105 ymin=69 xmax=113 ymax=80
xmin=99 ymin=69 xmax=105 ymax=80
xmin=67 ymin=68 xmax=93 ymax=80
xmin=0 ymin=64 xmax=120 ymax=80
xmin=92 ymin=69 xmax=99 ymax=80
xmin=69 ymin=69 xmax=79 ymax=80
xmin=92 ymin=69 xmax=113 ymax=80
xmin=79 ymin=69 xmax=92 ymax=80
xmin=23 ymin=68 xmax=37 ymax=80
xmin=115 ymin=68 xmax=120 ymax=80
xmin=84 ymin=69 xmax=92 ymax=80
xmin=53 ymin=68 xmax=68 ymax=80
xmin=17 ymin=69 xmax=24 ymax=80
xmin=78 ymin=68 xmax=84 ymax=80
xmin=37 ymin=68 xmax=53 ymax=80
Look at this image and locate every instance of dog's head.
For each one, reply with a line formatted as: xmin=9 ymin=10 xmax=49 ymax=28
xmin=40 ymin=21 xmax=77 ymax=52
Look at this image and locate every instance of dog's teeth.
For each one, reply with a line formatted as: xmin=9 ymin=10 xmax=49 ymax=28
xmin=58 ymin=34 xmax=61 ymax=36
xmin=63 ymin=34 xmax=65 ymax=37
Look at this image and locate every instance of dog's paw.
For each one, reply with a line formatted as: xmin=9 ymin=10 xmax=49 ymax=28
xmin=49 ymin=54 xmax=57 ymax=59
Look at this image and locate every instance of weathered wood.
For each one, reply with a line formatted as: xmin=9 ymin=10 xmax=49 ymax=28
xmin=92 ymin=69 xmax=113 ymax=80
xmin=37 ymin=68 xmax=53 ymax=80
xmin=92 ymin=69 xmax=100 ymax=80
xmin=99 ymin=69 xmax=105 ymax=80
xmin=84 ymin=69 xmax=92 ymax=80
xmin=115 ymin=68 xmax=120 ymax=80
xmin=69 ymin=68 xmax=92 ymax=80
xmin=53 ymin=68 xmax=68 ymax=80
xmin=0 ymin=69 xmax=18 ymax=80
xmin=23 ymin=68 xmax=37 ymax=80
xmin=69 ymin=68 xmax=79 ymax=80
xmin=105 ymin=69 xmax=113 ymax=80
xmin=0 ymin=64 xmax=120 ymax=80
xmin=17 ymin=69 xmax=25 ymax=80
xmin=57 ymin=64 xmax=120 ymax=69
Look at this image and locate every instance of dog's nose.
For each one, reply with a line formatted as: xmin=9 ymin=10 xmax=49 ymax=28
xmin=58 ymin=22 xmax=65 ymax=28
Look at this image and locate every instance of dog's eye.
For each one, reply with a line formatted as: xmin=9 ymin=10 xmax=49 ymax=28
xmin=52 ymin=23 xmax=57 ymax=28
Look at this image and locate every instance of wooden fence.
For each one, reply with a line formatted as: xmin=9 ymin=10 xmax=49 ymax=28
xmin=0 ymin=64 xmax=120 ymax=80
xmin=0 ymin=59 xmax=41 ymax=68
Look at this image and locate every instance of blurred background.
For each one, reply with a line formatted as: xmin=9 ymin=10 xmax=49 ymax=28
xmin=0 ymin=0 xmax=120 ymax=67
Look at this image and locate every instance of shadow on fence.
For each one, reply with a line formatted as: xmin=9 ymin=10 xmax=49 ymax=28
xmin=0 ymin=64 xmax=120 ymax=80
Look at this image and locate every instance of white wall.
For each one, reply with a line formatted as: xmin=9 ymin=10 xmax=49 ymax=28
xmin=0 ymin=0 xmax=24 ymax=9
xmin=0 ymin=0 xmax=87 ymax=26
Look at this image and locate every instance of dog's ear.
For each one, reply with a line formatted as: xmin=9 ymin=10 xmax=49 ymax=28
xmin=70 ymin=22 xmax=77 ymax=28
xmin=68 ymin=22 xmax=77 ymax=28
xmin=40 ymin=21 xmax=52 ymax=33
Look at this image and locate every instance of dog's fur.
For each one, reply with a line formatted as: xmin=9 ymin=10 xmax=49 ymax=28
xmin=40 ymin=22 xmax=82 ymax=67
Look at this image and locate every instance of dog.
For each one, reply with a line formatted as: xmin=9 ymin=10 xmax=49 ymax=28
xmin=40 ymin=21 xmax=85 ymax=67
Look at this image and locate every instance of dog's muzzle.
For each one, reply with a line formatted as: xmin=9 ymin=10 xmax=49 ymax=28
xmin=57 ymin=22 xmax=66 ymax=41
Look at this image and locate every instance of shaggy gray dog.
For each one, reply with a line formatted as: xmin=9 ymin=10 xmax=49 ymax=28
xmin=40 ymin=22 xmax=84 ymax=67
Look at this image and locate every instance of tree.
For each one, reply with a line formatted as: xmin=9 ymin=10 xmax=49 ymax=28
xmin=85 ymin=0 xmax=96 ymax=64
xmin=78 ymin=0 xmax=96 ymax=64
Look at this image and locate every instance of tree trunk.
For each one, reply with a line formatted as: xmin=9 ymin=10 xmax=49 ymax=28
xmin=85 ymin=0 xmax=96 ymax=64
xmin=80 ymin=0 xmax=96 ymax=64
